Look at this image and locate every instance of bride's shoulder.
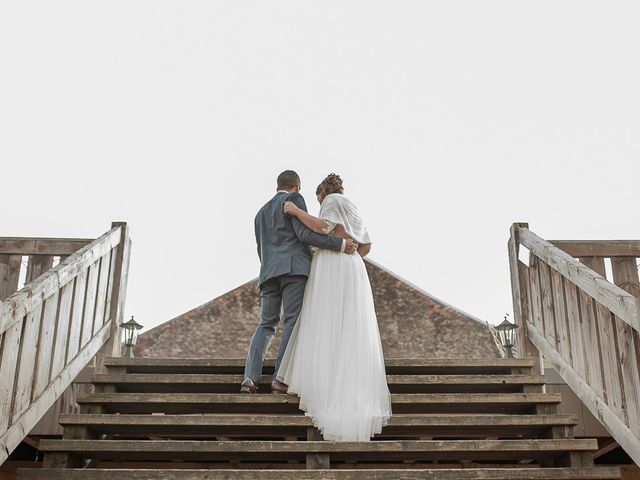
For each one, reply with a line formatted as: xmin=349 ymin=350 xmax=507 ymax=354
xmin=324 ymin=193 xmax=356 ymax=208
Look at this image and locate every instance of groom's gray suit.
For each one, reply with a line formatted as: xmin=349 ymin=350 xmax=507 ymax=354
xmin=244 ymin=191 xmax=344 ymax=384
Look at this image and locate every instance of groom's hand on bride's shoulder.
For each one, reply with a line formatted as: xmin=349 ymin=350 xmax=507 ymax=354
xmin=345 ymin=239 xmax=358 ymax=255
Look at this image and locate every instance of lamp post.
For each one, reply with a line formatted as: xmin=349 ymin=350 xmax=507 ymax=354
xmin=496 ymin=314 xmax=519 ymax=358
xmin=120 ymin=315 xmax=143 ymax=358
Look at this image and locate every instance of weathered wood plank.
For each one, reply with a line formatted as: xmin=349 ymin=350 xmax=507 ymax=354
xmin=25 ymin=255 xmax=53 ymax=285
xmin=0 ymin=227 xmax=121 ymax=336
xmin=74 ymin=392 xmax=562 ymax=415
xmin=103 ymin=356 xmax=535 ymax=371
xmin=0 ymin=254 xmax=22 ymax=300
xmin=41 ymin=438 xmax=598 ymax=453
xmin=11 ymin=304 xmax=43 ymax=422
xmin=92 ymin=253 xmax=112 ymax=335
xmin=0 ymin=238 xmax=92 ymax=256
xmin=32 ymin=291 xmax=60 ymax=398
xmin=577 ymin=290 xmax=604 ymax=400
xmin=86 ymin=373 xmax=547 ymax=395
xmin=0 ymin=320 xmax=22 ymax=433
xmin=595 ymin=304 xmax=625 ymax=420
xmin=564 ymin=283 xmax=586 ymax=379
xmin=549 ymin=270 xmax=571 ymax=363
xmin=80 ymin=261 xmax=100 ymax=347
xmin=0 ymin=321 xmax=111 ymax=465
xmin=102 ymin=247 xmax=117 ymax=328
xmin=551 ymin=240 xmax=640 ymax=258
xmin=519 ymin=227 xmax=640 ymax=330
xmin=529 ymin=256 xmax=545 ymax=334
xmin=97 ymin=223 xmax=130 ymax=362
xmin=56 ymin=413 xmax=578 ymax=439
xmin=538 ymin=261 xmax=557 ymax=348
xmin=66 ymin=271 xmax=88 ymax=362
xmin=508 ymin=223 xmax=542 ymax=370
xmin=580 ymin=257 xmax=607 ymax=277
xmin=528 ymin=324 xmax=640 ymax=466
xmin=35 ymin=439 xmax=599 ymax=463
xmin=610 ymin=257 xmax=640 ymax=438
xmin=50 ymin=281 xmax=75 ymax=379
xmin=16 ymin=467 xmax=623 ymax=480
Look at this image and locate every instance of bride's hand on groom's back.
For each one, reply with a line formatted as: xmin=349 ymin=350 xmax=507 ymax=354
xmin=283 ymin=201 xmax=300 ymax=216
xmin=345 ymin=239 xmax=358 ymax=255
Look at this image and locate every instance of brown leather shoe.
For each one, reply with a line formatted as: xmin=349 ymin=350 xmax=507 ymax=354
xmin=240 ymin=378 xmax=258 ymax=394
xmin=271 ymin=379 xmax=288 ymax=394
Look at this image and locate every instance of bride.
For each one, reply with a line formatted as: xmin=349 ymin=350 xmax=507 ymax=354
xmin=277 ymin=173 xmax=392 ymax=442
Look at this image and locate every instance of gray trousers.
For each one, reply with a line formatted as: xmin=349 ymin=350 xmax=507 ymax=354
xmin=244 ymin=275 xmax=307 ymax=384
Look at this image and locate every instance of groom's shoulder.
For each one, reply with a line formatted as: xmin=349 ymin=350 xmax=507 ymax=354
xmin=286 ymin=191 xmax=306 ymax=207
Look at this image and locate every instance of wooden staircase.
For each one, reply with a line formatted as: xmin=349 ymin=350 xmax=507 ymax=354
xmin=17 ymin=357 xmax=620 ymax=479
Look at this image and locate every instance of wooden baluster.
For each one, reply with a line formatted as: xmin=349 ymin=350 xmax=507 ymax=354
xmin=25 ymin=255 xmax=53 ymax=284
xmin=610 ymin=257 xmax=640 ymax=437
xmin=528 ymin=256 xmax=545 ymax=336
xmin=595 ymin=304 xmax=626 ymax=421
xmin=49 ymin=280 xmax=75 ymax=380
xmin=538 ymin=261 xmax=558 ymax=349
xmin=0 ymin=318 xmax=23 ymax=434
xmin=549 ymin=270 xmax=572 ymax=365
xmin=92 ymin=252 xmax=112 ymax=336
xmin=577 ymin=289 xmax=605 ymax=400
xmin=0 ymin=255 xmax=24 ymax=429
xmin=564 ymin=282 xmax=586 ymax=380
xmin=12 ymin=304 xmax=44 ymax=422
xmin=32 ymin=291 xmax=61 ymax=399
xmin=0 ymin=254 xmax=22 ymax=300
xmin=80 ymin=260 xmax=100 ymax=348
xmin=66 ymin=270 xmax=88 ymax=363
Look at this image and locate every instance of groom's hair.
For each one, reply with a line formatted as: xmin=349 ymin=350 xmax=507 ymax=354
xmin=277 ymin=170 xmax=300 ymax=190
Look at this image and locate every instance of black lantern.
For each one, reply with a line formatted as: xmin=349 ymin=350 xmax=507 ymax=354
xmin=496 ymin=314 xmax=519 ymax=358
xmin=120 ymin=315 xmax=143 ymax=358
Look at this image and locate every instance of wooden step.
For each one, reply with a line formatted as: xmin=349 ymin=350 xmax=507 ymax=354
xmin=90 ymin=373 xmax=546 ymax=394
xmin=17 ymin=467 xmax=622 ymax=479
xmin=58 ymin=414 xmax=577 ymax=438
xmin=76 ymin=392 xmax=562 ymax=415
xmin=37 ymin=439 xmax=598 ymax=463
xmin=103 ymin=357 xmax=534 ymax=376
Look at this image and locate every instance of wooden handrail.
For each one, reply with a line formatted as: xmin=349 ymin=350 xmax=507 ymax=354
xmin=0 ymin=238 xmax=93 ymax=256
xmin=519 ymin=228 xmax=640 ymax=331
xmin=0 ymin=222 xmax=130 ymax=465
xmin=509 ymin=223 xmax=640 ymax=466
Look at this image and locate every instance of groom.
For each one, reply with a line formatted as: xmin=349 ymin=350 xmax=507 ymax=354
xmin=241 ymin=170 xmax=358 ymax=394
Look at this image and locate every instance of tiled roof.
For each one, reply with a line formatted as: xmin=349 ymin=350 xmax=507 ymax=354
xmin=135 ymin=259 xmax=498 ymax=359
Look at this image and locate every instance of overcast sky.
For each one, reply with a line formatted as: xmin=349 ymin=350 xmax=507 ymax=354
xmin=2 ymin=2 xmax=639 ymax=334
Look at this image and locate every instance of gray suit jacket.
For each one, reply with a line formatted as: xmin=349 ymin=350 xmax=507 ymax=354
xmin=255 ymin=191 xmax=343 ymax=287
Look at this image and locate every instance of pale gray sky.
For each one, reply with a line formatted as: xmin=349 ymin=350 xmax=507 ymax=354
xmin=2 ymin=2 xmax=639 ymax=333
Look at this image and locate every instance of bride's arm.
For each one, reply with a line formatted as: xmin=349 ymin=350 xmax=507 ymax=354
xmin=284 ymin=201 xmax=328 ymax=234
xmin=358 ymin=243 xmax=371 ymax=257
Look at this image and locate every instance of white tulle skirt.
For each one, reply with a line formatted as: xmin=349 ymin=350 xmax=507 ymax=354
xmin=278 ymin=249 xmax=392 ymax=441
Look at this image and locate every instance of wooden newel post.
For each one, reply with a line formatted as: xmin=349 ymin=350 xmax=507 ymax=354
xmin=96 ymin=222 xmax=131 ymax=370
xmin=508 ymin=222 xmax=543 ymax=375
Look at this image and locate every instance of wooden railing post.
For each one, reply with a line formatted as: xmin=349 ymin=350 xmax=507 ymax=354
xmin=95 ymin=222 xmax=131 ymax=370
xmin=508 ymin=222 xmax=543 ymax=375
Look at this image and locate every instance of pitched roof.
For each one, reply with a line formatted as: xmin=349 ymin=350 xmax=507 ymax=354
xmin=135 ymin=259 xmax=498 ymax=359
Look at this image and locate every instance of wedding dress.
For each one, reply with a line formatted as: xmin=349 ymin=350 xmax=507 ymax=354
xmin=277 ymin=193 xmax=392 ymax=441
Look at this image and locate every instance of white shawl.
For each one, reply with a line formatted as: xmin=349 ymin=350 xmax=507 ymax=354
xmin=319 ymin=193 xmax=371 ymax=245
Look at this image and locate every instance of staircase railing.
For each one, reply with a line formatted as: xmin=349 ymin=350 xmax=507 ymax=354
xmin=508 ymin=222 xmax=640 ymax=465
xmin=0 ymin=222 xmax=131 ymax=464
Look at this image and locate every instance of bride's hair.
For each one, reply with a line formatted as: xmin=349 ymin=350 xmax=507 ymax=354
xmin=317 ymin=173 xmax=344 ymax=198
